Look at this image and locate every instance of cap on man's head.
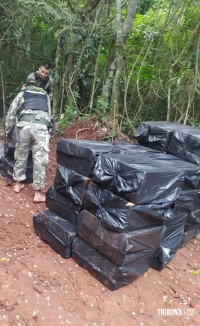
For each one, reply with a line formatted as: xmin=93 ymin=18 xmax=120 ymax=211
xmin=24 ymin=78 xmax=37 ymax=86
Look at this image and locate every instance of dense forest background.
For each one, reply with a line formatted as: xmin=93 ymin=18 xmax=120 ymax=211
xmin=0 ymin=0 xmax=200 ymax=136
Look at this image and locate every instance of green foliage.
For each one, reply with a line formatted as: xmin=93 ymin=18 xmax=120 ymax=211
xmin=103 ymin=131 xmax=117 ymax=141
xmin=57 ymin=92 xmax=79 ymax=133
xmin=57 ymin=106 xmax=77 ymax=133
xmin=92 ymin=96 xmax=109 ymax=120
xmin=132 ymin=65 xmax=155 ymax=82
xmin=138 ymin=0 xmax=157 ymax=14
xmin=1 ymin=0 xmax=200 ymax=130
xmin=187 ymin=118 xmax=200 ymax=128
xmin=6 ymin=86 xmax=22 ymax=106
xmin=122 ymin=0 xmax=200 ymax=125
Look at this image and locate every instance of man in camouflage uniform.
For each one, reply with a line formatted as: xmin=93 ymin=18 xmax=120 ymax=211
xmin=5 ymin=78 xmax=51 ymax=203
xmin=25 ymin=62 xmax=53 ymax=100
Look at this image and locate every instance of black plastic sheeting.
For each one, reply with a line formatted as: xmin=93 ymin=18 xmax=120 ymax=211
xmin=56 ymin=139 xmax=161 ymax=177
xmin=151 ymin=189 xmax=200 ymax=269
xmin=0 ymin=153 xmax=33 ymax=183
xmin=72 ymin=228 xmax=164 ymax=291
xmin=167 ymin=129 xmax=200 ymax=165
xmin=31 ymin=136 xmax=200 ymax=290
xmin=45 ymin=186 xmax=81 ymax=225
xmin=92 ymin=152 xmax=200 ymax=205
xmin=72 ymin=237 xmax=136 ymax=291
xmin=83 ymin=183 xmax=200 ymax=270
xmin=182 ymin=223 xmax=200 ymax=247
xmin=33 ymin=210 xmax=76 ymax=258
xmin=56 ymin=139 xmax=119 ymax=176
xmin=151 ymin=222 xmax=185 ymax=270
xmin=0 ymin=126 xmax=33 ymax=183
xmin=133 ymin=121 xmax=190 ymax=151
xmin=76 ymin=210 xmax=165 ymax=266
xmin=134 ymin=121 xmax=200 ymax=165
xmin=83 ymin=181 xmax=172 ymax=232
xmin=54 ymin=164 xmax=90 ymax=205
xmin=150 ymin=190 xmax=193 ymax=269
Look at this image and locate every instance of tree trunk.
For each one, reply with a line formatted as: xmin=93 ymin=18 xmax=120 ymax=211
xmin=102 ymin=0 xmax=138 ymax=132
xmin=52 ymin=44 xmax=62 ymax=115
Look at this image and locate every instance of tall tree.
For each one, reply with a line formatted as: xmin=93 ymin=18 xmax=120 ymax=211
xmin=102 ymin=0 xmax=138 ymax=134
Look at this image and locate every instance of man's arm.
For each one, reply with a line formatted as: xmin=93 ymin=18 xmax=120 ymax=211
xmin=46 ymin=76 xmax=53 ymax=101
xmin=47 ymin=93 xmax=51 ymax=117
xmin=5 ymin=92 xmax=23 ymax=135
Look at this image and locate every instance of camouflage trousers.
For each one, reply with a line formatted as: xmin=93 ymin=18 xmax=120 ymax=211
xmin=13 ymin=124 xmax=50 ymax=190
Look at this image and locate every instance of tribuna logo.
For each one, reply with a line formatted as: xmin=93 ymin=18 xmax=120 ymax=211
xmin=157 ymin=308 xmax=194 ymax=316
xmin=157 ymin=309 xmax=182 ymax=316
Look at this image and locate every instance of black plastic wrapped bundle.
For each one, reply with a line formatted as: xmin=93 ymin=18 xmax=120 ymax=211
xmin=150 ymin=189 xmax=200 ymax=270
xmin=133 ymin=121 xmax=194 ymax=152
xmin=0 ymin=154 xmax=33 ymax=183
xmin=0 ymin=126 xmax=33 ymax=182
xmin=72 ymin=237 xmax=136 ymax=290
xmin=76 ymin=209 xmax=166 ymax=266
xmin=172 ymin=189 xmax=200 ymax=217
xmin=92 ymin=152 xmax=200 ymax=205
xmin=54 ymin=164 xmax=90 ymax=205
xmin=114 ymin=142 xmax=161 ymax=155
xmin=56 ymin=139 xmax=120 ymax=176
xmin=187 ymin=207 xmax=200 ymax=226
xmin=33 ymin=210 xmax=77 ymax=258
xmin=182 ymin=223 xmax=200 ymax=247
xmin=181 ymin=205 xmax=200 ymax=246
xmin=73 ymin=221 xmax=165 ymax=291
xmin=151 ymin=222 xmax=185 ymax=270
xmin=167 ymin=128 xmax=200 ymax=165
xmin=177 ymin=189 xmax=200 ymax=246
xmin=45 ymin=186 xmax=81 ymax=225
xmin=83 ymin=181 xmax=173 ymax=232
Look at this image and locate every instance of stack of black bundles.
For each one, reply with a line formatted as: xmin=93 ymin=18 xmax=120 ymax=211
xmin=33 ymin=135 xmax=200 ymax=290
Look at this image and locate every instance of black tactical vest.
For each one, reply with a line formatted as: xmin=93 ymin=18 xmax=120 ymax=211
xmin=22 ymin=90 xmax=48 ymax=112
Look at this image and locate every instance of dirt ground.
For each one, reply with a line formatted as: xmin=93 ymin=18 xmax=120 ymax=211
xmin=0 ymin=117 xmax=199 ymax=326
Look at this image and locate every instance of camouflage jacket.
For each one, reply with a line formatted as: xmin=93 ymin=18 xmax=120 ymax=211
xmin=26 ymin=72 xmax=53 ymax=100
xmin=5 ymin=86 xmax=51 ymax=135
